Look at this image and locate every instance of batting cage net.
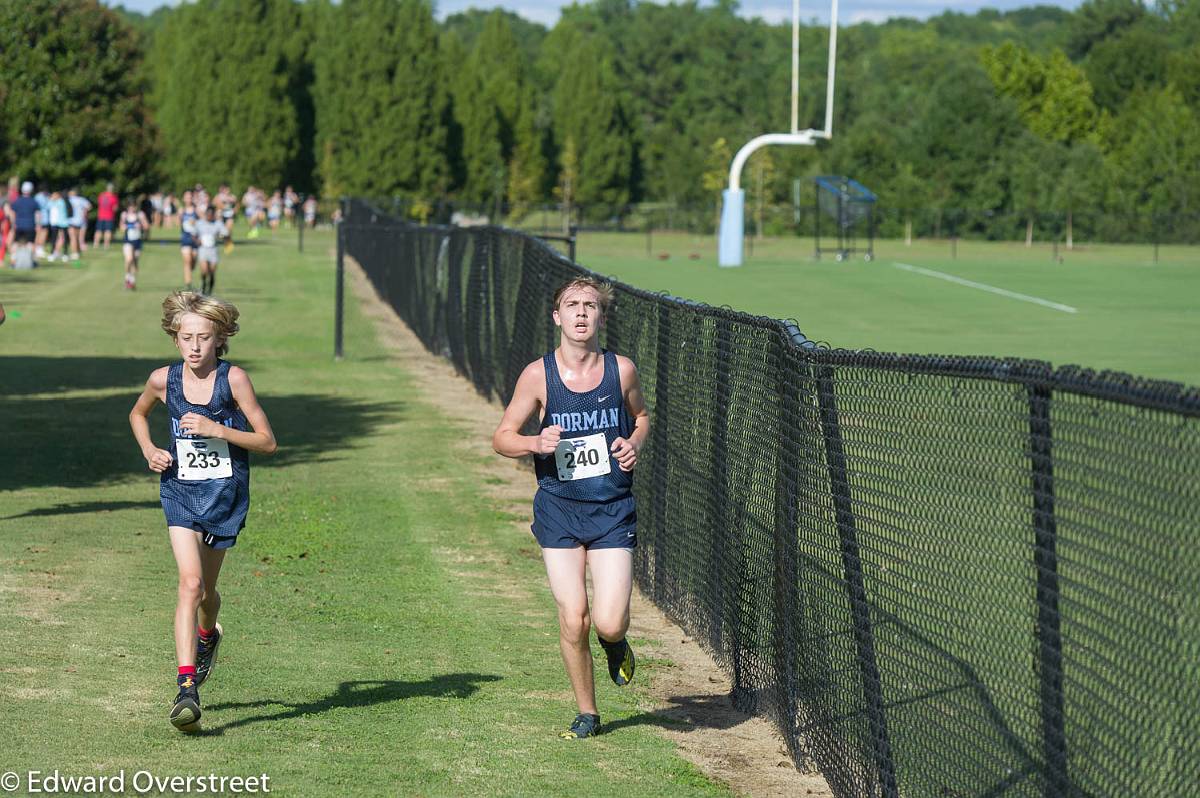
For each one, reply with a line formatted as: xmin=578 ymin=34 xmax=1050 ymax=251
xmin=341 ymin=199 xmax=1199 ymax=797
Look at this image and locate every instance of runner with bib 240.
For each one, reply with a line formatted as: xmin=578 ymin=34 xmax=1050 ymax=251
xmin=493 ymin=277 xmax=650 ymax=740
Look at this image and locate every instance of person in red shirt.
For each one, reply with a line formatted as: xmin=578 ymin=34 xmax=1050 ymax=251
xmin=95 ymin=183 xmax=119 ymax=250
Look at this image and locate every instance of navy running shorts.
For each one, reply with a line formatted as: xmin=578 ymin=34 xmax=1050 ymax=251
xmin=531 ymin=489 xmax=637 ymax=550
xmin=97 ymin=219 xmax=114 ymax=232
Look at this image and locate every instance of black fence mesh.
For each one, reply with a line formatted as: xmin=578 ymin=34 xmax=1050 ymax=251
xmin=341 ymin=198 xmax=1200 ymax=797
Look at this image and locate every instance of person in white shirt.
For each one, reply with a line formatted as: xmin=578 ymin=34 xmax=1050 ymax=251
xmin=194 ymin=206 xmax=228 ymax=296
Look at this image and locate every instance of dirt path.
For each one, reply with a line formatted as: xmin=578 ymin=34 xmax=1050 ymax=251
xmin=347 ymin=259 xmax=833 ymax=798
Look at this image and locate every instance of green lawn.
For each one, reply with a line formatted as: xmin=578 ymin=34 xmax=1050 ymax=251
xmin=0 ymin=231 xmax=728 ymax=797
xmin=572 ymin=232 xmax=1200 ymax=386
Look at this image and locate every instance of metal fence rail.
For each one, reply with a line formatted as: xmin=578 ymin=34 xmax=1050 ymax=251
xmin=341 ymin=198 xmax=1199 ymax=797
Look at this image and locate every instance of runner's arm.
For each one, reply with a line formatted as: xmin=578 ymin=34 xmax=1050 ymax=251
xmin=493 ymin=360 xmax=559 ymax=458
xmin=611 ymin=357 xmax=649 ymax=471
xmin=130 ymin=368 xmax=172 ymax=472
xmin=181 ymin=366 xmax=277 ymax=454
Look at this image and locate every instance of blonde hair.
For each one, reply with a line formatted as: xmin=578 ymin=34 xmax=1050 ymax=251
xmin=553 ymin=277 xmax=615 ymax=316
xmin=161 ymin=291 xmax=240 ymax=357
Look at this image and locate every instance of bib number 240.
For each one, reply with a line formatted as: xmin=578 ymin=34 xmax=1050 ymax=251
xmin=554 ymin=432 xmax=611 ymax=481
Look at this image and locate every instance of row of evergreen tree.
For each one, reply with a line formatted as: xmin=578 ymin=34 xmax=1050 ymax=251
xmin=2 ymin=0 xmax=1198 ymax=236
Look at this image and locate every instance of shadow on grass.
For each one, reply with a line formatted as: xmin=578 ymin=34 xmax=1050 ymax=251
xmin=1 ymin=499 xmax=161 ymax=520
xmin=201 ymin=674 xmax=502 ymax=735
xmin=602 ymin=692 xmax=753 ymax=735
xmin=0 ymin=356 xmax=402 ymax=491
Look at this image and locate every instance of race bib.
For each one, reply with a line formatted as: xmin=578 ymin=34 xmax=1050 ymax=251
xmin=200 ymin=233 xmax=217 ymax=248
xmin=176 ymin=436 xmax=232 ymax=481
xmin=554 ymin=432 xmax=611 ymax=481
xmin=126 ymin=226 xmax=141 ymax=241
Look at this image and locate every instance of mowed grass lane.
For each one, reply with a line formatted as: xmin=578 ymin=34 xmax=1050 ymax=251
xmin=575 ymin=232 xmax=1199 ymax=385
xmin=0 ymin=232 xmax=728 ymax=796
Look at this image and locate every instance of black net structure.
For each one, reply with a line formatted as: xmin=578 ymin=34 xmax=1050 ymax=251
xmin=341 ymin=198 xmax=1199 ymax=797
xmin=814 ymin=176 xmax=877 ymax=261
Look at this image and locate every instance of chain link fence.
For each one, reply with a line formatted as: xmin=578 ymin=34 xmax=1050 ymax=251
xmin=340 ymin=198 xmax=1199 ymax=797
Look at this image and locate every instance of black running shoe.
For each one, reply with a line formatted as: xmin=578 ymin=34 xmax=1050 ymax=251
xmin=600 ymin=637 xmax=636 ymax=686
xmin=559 ymin=713 xmax=601 ymax=739
xmin=195 ymin=623 xmax=222 ymax=687
xmin=170 ymin=675 xmax=202 ymax=732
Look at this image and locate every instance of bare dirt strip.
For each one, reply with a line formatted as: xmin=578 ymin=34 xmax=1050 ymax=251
xmin=347 ymin=258 xmax=833 ymax=798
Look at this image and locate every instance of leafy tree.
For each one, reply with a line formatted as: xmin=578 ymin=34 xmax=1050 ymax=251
xmin=1053 ymin=141 xmax=1107 ymax=248
xmin=889 ymin=163 xmax=928 ymax=246
xmin=507 ymin=103 xmax=548 ymax=215
xmin=153 ymin=0 xmax=309 ymax=190
xmin=554 ymin=135 xmax=579 ymax=232
xmin=981 ymin=43 xmax=1102 ymax=145
xmin=313 ymin=0 xmax=449 ymax=199
xmin=1066 ymin=0 xmax=1146 ymax=59
xmin=442 ymin=8 xmax=547 ymax=71
xmin=1084 ymin=20 xmax=1170 ymax=111
xmin=1008 ymin=133 xmax=1058 ymax=246
xmin=550 ymin=29 xmax=632 ymax=216
xmin=1106 ymin=86 xmax=1200 ymax=221
xmin=0 ymin=0 xmax=158 ymax=196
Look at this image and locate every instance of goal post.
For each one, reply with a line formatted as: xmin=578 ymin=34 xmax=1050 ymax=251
xmin=718 ymin=0 xmax=840 ymax=267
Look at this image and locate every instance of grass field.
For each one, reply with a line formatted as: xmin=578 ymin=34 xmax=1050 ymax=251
xmin=571 ymin=232 xmax=1199 ymax=386
xmin=0 ymin=232 xmax=731 ymax=796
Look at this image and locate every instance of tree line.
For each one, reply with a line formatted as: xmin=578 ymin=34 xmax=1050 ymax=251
xmin=3 ymin=0 xmax=1198 ymax=241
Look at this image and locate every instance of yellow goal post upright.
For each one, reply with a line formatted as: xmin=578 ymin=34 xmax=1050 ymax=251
xmin=718 ymin=0 xmax=840 ymax=267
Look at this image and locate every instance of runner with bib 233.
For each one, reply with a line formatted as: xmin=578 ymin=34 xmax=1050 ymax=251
xmin=129 ymin=291 xmax=277 ymax=732
xmin=493 ymin=276 xmax=650 ymax=740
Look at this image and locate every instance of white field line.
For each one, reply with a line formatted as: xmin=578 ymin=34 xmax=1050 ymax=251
xmin=893 ymin=262 xmax=1078 ymax=314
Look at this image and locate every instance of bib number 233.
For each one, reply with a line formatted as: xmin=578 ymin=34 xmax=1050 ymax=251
xmin=555 ymin=433 xmax=611 ymax=481
xmin=176 ymin=437 xmax=233 ymax=481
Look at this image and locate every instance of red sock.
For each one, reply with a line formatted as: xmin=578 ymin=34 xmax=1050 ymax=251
xmin=178 ymin=665 xmax=197 ymax=677
xmin=198 ymin=626 xmax=216 ymax=640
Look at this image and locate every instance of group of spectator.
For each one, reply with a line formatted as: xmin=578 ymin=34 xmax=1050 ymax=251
xmin=1 ymin=176 xmax=323 ymax=270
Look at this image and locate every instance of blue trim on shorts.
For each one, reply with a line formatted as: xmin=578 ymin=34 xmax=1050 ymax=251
xmin=531 ymin=489 xmax=637 ymax=550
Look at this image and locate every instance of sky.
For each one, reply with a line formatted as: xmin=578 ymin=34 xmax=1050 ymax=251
xmin=109 ymin=0 xmax=1083 ymax=29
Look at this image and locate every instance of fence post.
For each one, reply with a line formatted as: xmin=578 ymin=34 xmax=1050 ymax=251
xmin=650 ymin=303 xmax=673 ymax=607
xmin=568 ymin=225 xmax=578 ymax=263
xmin=816 ymin=365 xmax=899 ymax=797
xmin=711 ymin=315 xmax=746 ymax=702
xmin=772 ymin=325 xmax=805 ymax=758
xmin=1028 ymin=382 xmax=1069 ymax=797
xmin=334 ymin=198 xmax=345 ymax=361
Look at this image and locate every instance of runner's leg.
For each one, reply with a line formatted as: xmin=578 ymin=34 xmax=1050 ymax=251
xmin=543 ymin=546 xmax=597 ymax=715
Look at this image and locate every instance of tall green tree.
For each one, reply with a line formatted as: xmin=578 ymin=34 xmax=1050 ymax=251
xmin=1106 ymin=86 xmax=1200 ymax=219
xmin=981 ymin=43 xmax=1103 ymax=145
xmin=152 ymin=0 xmax=308 ymax=190
xmin=455 ymin=11 xmax=543 ymax=210
xmin=1066 ymin=0 xmax=1146 ymax=59
xmin=0 ymin=0 xmax=158 ymax=196
xmin=549 ymin=27 xmax=633 ymax=215
xmin=1083 ymin=20 xmax=1170 ymax=111
xmin=313 ymin=0 xmax=449 ymax=199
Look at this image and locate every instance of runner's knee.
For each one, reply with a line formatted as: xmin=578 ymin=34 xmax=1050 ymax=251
xmin=177 ymin=574 xmax=204 ymax=604
xmin=558 ymin=609 xmax=590 ymax=644
xmin=592 ymin=613 xmax=628 ymax=642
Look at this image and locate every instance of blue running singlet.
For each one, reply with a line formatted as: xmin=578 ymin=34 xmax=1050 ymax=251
xmin=534 ymin=350 xmax=634 ymax=503
xmin=180 ymin=209 xmax=198 ymax=248
xmin=159 ymin=360 xmax=250 ymax=548
xmin=123 ymin=211 xmax=143 ymax=248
